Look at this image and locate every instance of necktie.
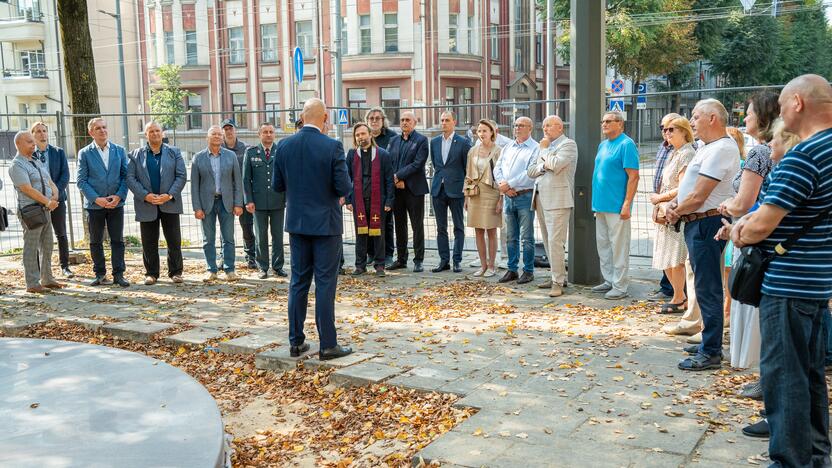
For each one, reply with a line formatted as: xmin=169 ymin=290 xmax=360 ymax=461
xmin=265 ymin=148 xmax=270 ymax=162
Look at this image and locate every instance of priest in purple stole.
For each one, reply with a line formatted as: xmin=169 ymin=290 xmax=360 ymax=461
xmin=346 ymin=123 xmax=395 ymax=276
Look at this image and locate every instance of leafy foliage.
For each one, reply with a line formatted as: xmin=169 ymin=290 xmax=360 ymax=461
xmin=147 ymin=64 xmax=195 ymax=130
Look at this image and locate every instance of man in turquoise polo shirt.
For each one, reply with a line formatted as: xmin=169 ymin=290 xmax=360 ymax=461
xmin=591 ymin=111 xmax=640 ymax=299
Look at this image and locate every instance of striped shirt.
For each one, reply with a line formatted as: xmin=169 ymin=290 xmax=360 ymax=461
xmin=759 ymin=128 xmax=832 ymax=300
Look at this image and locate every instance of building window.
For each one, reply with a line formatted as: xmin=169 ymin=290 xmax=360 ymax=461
xmin=461 ymin=87 xmax=473 ymax=125
xmin=384 ymin=14 xmax=398 ymax=52
xmin=449 ymin=15 xmax=458 ymax=53
xmin=467 ymin=15 xmax=474 ymax=54
xmin=263 ymin=92 xmax=280 ymax=125
xmin=490 ymin=25 xmax=499 ymax=60
xmin=229 ymin=27 xmax=244 ymax=64
xmin=232 ymin=93 xmax=247 ymax=128
xmin=261 ymin=23 xmax=277 ymax=62
xmin=187 ymin=95 xmax=202 ymax=130
xmin=341 ymin=17 xmax=348 ymax=55
xmin=185 ymin=30 xmax=197 ymax=65
xmin=535 ymin=33 xmax=543 ymax=65
xmin=359 ymin=15 xmax=370 ymax=54
xmin=37 ymin=103 xmax=47 ymax=114
xmin=445 ymin=86 xmax=455 ymax=107
xmin=296 ymin=20 xmax=313 ymax=57
xmin=20 ymin=50 xmax=45 ymax=77
xmin=164 ymin=31 xmax=175 ymax=64
xmin=380 ymin=87 xmax=401 ymax=124
xmin=514 ymin=0 xmax=530 ymax=70
xmin=347 ymin=88 xmax=367 ymax=125
xmin=490 ymin=88 xmax=500 ymax=103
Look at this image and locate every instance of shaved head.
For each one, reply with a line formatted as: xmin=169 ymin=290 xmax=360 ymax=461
xmin=302 ymin=98 xmax=327 ymax=121
xmin=779 ymin=74 xmax=832 ymax=139
xmin=782 ymin=74 xmax=832 ymax=103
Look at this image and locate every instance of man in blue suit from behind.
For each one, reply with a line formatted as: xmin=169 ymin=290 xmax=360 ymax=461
xmin=272 ymin=98 xmax=353 ymax=360
xmin=430 ymin=111 xmax=471 ymax=273
xmin=77 ymin=117 xmax=130 ymax=287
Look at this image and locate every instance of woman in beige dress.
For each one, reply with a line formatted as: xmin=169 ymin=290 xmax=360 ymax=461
xmin=649 ymin=116 xmax=696 ymax=313
xmin=465 ymin=119 xmax=502 ymax=277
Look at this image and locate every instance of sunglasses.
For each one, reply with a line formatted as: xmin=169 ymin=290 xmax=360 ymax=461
xmin=662 ymin=127 xmax=676 ymax=134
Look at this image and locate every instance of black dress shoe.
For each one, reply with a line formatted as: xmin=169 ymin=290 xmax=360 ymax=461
xmin=517 ymin=272 xmax=534 ymax=284
xmin=62 ymin=267 xmax=74 ymax=278
xmin=113 ymin=276 xmax=130 ymax=287
xmin=498 ymin=271 xmax=519 ymax=283
xmin=273 ymin=268 xmax=288 ymax=277
xmin=352 ymin=267 xmax=367 ymax=276
xmin=319 ymin=345 xmax=353 ymax=361
xmin=89 ymin=275 xmax=107 ymax=286
xmin=246 ymin=260 xmax=258 ymax=270
xmin=290 ymin=342 xmax=310 ymax=357
xmin=388 ymin=260 xmax=407 ymax=270
xmin=375 ymin=267 xmax=386 ymax=277
xmin=413 ymin=262 xmax=423 ymax=273
xmin=432 ymin=262 xmax=450 ymax=273
xmin=742 ymin=419 xmax=769 ymax=438
xmin=453 ymin=262 xmax=462 ymax=273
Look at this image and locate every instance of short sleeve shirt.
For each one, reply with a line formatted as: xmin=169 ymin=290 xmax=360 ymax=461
xmin=592 ymin=133 xmax=640 ymax=213
xmin=759 ymin=128 xmax=832 ymax=300
xmin=732 ymin=144 xmax=773 ymax=202
xmin=9 ymin=154 xmax=53 ymax=207
xmin=677 ymin=137 xmax=740 ymax=211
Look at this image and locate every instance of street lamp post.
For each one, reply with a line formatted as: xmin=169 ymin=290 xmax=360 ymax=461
xmin=99 ymin=3 xmax=130 ymax=151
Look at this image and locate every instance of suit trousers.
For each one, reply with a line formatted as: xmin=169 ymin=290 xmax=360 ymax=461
xmin=20 ymin=208 xmax=55 ymax=288
xmin=432 ymin=185 xmax=465 ymax=264
xmin=595 ymin=212 xmax=630 ymax=293
xmin=88 ymin=207 xmax=126 ymax=276
xmin=253 ymin=209 xmax=285 ymax=272
xmin=239 ymin=212 xmax=255 ymax=262
xmin=139 ymin=210 xmax=183 ymax=279
xmin=536 ymin=204 xmax=571 ymax=285
xmin=354 ymin=205 xmax=386 ymax=269
xmin=288 ymin=233 xmax=340 ymax=349
xmin=50 ymin=200 xmax=70 ymax=269
xmin=393 ymin=189 xmax=425 ymax=263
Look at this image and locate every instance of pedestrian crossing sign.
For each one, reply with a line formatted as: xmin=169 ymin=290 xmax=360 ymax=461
xmin=609 ymin=100 xmax=625 ymax=113
xmin=338 ymin=109 xmax=349 ymax=126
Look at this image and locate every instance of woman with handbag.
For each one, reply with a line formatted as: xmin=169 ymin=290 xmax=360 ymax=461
xmin=464 ymin=119 xmax=503 ymax=277
xmin=7 ymin=131 xmax=63 ymax=294
xmin=649 ymin=116 xmax=696 ymax=313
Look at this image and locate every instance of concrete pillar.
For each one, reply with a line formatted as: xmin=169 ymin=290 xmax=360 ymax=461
xmin=567 ymin=0 xmax=604 ymax=285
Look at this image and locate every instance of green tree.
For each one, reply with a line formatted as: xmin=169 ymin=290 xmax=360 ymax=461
xmin=148 ymin=65 xmax=195 ymax=130
xmin=708 ymin=12 xmax=781 ymax=87
xmin=776 ymin=0 xmax=832 ymax=82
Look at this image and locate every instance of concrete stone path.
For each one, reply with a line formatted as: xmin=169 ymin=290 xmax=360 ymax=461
xmin=0 ymin=250 xmax=774 ymax=467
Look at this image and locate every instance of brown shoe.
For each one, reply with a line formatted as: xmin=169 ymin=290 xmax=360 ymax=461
xmin=548 ymin=284 xmax=563 ymax=297
xmin=43 ymin=282 xmax=65 ymax=289
xmin=26 ymin=285 xmax=49 ymax=294
xmin=538 ymin=279 xmax=552 ymax=289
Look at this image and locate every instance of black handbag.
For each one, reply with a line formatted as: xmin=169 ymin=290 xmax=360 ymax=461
xmin=18 ymin=160 xmax=49 ymax=230
xmin=729 ymin=207 xmax=831 ymax=307
xmin=0 ymin=205 xmax=8 ymax=231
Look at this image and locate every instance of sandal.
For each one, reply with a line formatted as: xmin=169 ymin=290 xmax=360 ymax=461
xmin=659 ymin=301 xmax=686 ymax=314
xmin=678 ymin=353 xmax=721 ymax=371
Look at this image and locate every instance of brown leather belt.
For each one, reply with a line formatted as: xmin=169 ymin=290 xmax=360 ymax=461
xmin=680 ymin=209 xmax=721 ymax=223
xmin=509 ymin=189 xmax=533 ymax=197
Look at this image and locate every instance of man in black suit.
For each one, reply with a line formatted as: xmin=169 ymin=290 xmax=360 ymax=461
xmin=386 ymin=111 xmax=429 ymax=272
xmin=430 ymin=111 xmax=471 ymax=273
xmin=272 ymin=98 xmax=353 ymax=360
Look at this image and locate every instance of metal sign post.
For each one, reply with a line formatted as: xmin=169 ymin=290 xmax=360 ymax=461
xmin=293 ymin=47 xmax=304 ymax=124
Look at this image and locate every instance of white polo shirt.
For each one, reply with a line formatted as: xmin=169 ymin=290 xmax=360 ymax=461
xmin=677 ymin=136 xmax=740 ymax=211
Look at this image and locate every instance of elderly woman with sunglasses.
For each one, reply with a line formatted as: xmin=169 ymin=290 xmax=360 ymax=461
xmin=649 ymin=116 xmax=696 ymax=313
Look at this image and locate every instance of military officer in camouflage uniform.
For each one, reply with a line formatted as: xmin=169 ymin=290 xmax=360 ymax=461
xmin=243 ymin=122 xmax=286 ymax=279
xmin=221 ymin=118 xmax=256 ymax=269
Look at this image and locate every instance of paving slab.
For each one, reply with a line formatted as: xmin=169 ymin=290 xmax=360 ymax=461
xmin=218 ymin=333 xmax=281 ymax=355
xmin=330 ymin=362 xmax=403 ymax=387
xmin=387 ymin=366 xmax=468 ymax=393
xmin=303 ymin=352 xmax=375 ymax=371
xmin=164 ymin=328 xmax=224 ymax=346
xmin=0 ymin=316 xmax=48 ymax=336
xmin=571 ymin=413 xmax=708 ymax=455
xmin=454 ymin=387 xmax=544 ymax=412
xmin=492 ymin=438 xmax=687 ymax=468
xmin=255 ymin=342 xmax=317 ymax=372
xmin=102 ymin=320 xmax=175 ymax=343
xmin=413 ymin=431 xmax=517 ymax=467
xmin=57 ymin=316 xmax=105 ymax=332
xmin=694 ymin=423 xmax=769 ymax=465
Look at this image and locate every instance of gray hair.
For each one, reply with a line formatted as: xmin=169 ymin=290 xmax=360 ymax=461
xmin=144 ymin=121 xmax=162 ymax=132
xmin=603 ymin=111 xmax=625 ymax=122
xmin=364 ymin=106 xmax=390 ymax=129
xmin=694 ymin=99 xmax=729 ymax=125
xmin=87 ymin=117 xmax=106 ymax=131
xmin=440 ymin=110 xmax=457 ymax=121
xmin=207 ymin=125 xmax=223 ymax=138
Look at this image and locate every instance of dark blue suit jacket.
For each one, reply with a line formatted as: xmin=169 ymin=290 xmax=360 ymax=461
xmin=345 ymin=147 xmax=395 ymax=209
xmin=430 ymin=134 xmax=471 ymax=198
xmin=271 ymin=126 xmax=351 ymax=236
xmin=387 ymin=130 xmax=429 ymax=196
xmin=42 ymin=145 xmax=69 ymax=202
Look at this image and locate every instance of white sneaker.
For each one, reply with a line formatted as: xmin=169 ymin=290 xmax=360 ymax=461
xmin=224 ymin=271 xmax=239 ymax=282
xmin=591 ymin=282 xmax=613 ymax=293
xmin=604 ymin=289 xmax=629 ymax=300
xmin=203 ymin=272 xmax=218 ymax=282
xmin=144 ymin=276 xmax=157 ymax=286
xmin=484 ymin=268 xmax=496 ymax=278
xmin=472 ymin=269 xmax=485 ymax=277
xmin=469 ymin=259 xmax=482 ymax=268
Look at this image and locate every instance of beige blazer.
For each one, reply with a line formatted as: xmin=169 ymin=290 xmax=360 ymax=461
xmin=465 ymin=144 xmax=502 ymax=189
xmin=527 ymin=134 xmax=578 ymax=210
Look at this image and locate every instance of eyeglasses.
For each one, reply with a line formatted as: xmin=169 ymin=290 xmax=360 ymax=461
xmin=601 ymin=119 xmax=620 ymax=124
xmin=367 ymin=116 xmax=383 ymax=121
xmin=514 ymin=124 xmax=530 ymax=128
xmin=662 ymin=127 xmax=676 ymax=134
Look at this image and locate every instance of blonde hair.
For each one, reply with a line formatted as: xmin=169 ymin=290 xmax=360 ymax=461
xmin=476 ymin=119 xmax=497 ymax=142
xmin=726 ymin=127 xmax=746 ymax=158
xmin=29 ymin=121 xmax=48 ymax=133
xmin=771 ymin=118 xmax=802 ymax=153
xmin=667 ymin=116 xmax=694 ymax=145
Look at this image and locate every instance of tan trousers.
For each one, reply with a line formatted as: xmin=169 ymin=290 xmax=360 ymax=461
xmin=675 ymin=258 xmax=702 ymax=332
xmin=536 ymin=204 xmax=571 ymax=285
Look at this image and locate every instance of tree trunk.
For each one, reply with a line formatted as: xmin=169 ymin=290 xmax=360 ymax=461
xmin=57 ymin=0 xmax=100 ymax=153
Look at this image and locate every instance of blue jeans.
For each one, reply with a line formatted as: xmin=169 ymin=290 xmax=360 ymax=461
xmin=201 ymin=198 xmax=236 ymax=273
xmin=759 ymin=295 xmax=831 ymax=468
xmin=684 ymin=216 xmax=725 ymax=357
xmin=504 ymin=191 xmax=535 ymax=273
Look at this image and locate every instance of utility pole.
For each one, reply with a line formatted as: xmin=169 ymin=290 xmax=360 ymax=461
xmin=545 ymin=0 xmax=555 ymax=116
xmin=332 ymin=0 xmax=344 ymax=141
xmin=99 ymin=3 xmax=130 ymax=150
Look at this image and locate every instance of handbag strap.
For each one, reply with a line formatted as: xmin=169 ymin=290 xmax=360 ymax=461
xmin=774 ymin=206 xmax=832 ymax=255
xmin=22 ymin=160 xmax=47 ymax=209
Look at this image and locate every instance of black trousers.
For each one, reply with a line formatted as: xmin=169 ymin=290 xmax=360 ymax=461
xmin=355 ymin=203 xmax=386 ymax=269
xmin=140 ymin=211 xmax=183 ymax=278
xmin=50 ymin=200 xmax=70 ymax=268
xmin=88 ymin=207 xmax=125 ymax=276
xmin=393 ymin=189 xmax=424 ymax=263
xmin=239 ymin=212 xmax=255 ymax=262
xmin=367 ymin=210 xmax=394 ymax=260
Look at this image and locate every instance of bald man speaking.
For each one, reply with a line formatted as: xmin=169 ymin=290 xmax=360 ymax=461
xmin=272 ymin=99 xmax=353 ymax=360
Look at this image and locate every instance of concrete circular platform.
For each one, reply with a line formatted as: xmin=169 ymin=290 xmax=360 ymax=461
xmin=0 ymin=338 xmax=225 ymax=468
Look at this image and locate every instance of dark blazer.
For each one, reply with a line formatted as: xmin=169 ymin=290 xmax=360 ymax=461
xmin=126 ymin=144 xmax=187 ymax=222
xmin=430 ymin=133 xmax=472 ymax=198
xmin=77 ymin=141 xmax=128 ymax=210
xmin=243 ymin=143 xmax=285 ymax=211
xmin=42 ymin=145 xmax=69 ymax=202
xmin=345 ymin=147 xmax=395 ymax=209
xmin=271 ymin=126 xmax=351 ymax=236
xmin=387 ymin=130 xmax=429 ymax=196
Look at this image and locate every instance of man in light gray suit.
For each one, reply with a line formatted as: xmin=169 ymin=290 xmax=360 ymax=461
xmin=191 ymin=125 xmax=243 ymax=282
xmin=127 ymin=121 xmax=187 ymax=285
xmin=527 ymin=115 xmax=577 ymax=297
